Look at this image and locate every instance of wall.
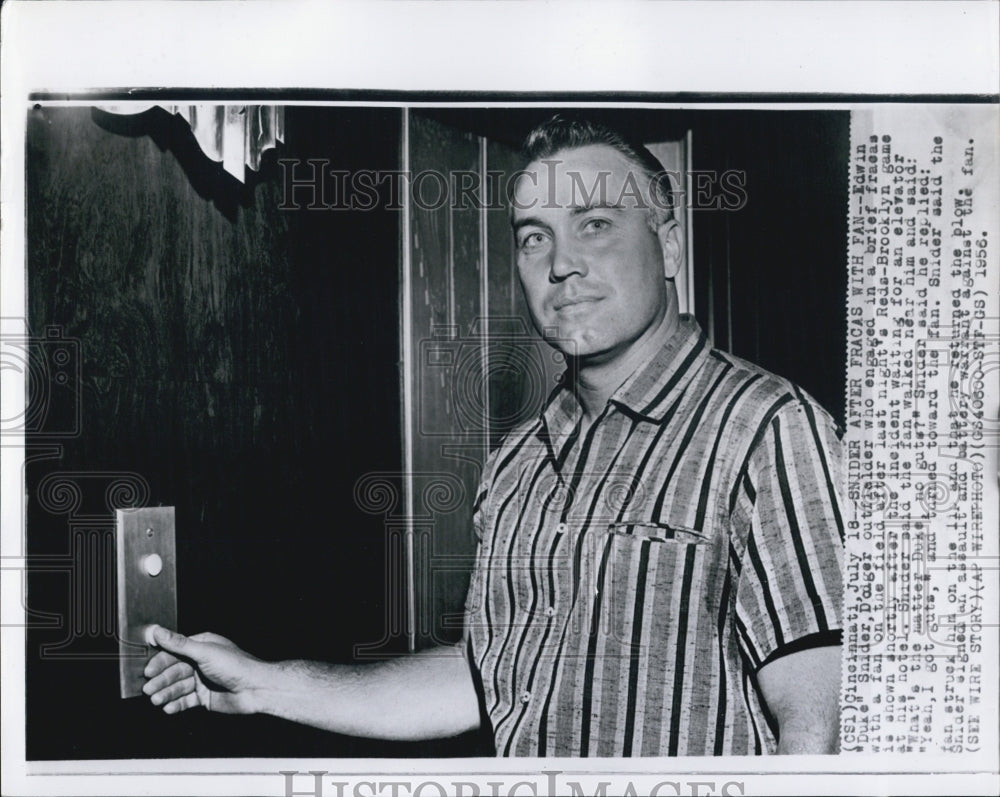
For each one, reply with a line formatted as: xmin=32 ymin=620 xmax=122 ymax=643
xmin=24 ymin=105 xmax=474 ymax=758
xmin=693 ymin=111 xmax=850 ymax=426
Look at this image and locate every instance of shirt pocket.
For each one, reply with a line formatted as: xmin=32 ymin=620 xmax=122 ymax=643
xmin=606 ymin=519 xmax=709 ymax=546
xmin=597 ymin=517 xmax=713 ymax=649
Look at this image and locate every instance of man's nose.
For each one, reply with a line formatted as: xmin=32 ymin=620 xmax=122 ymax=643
xmin=549 ymin=239 xmax=587 ymax=281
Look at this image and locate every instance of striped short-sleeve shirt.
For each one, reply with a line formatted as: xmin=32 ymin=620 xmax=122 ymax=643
xmin=464 ymin=316 xmax=845 ymax=756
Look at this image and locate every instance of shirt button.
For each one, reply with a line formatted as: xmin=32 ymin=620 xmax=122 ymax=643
xmin=556 ymin=523 xmax=567 ymax=534
xmin=545 ymin=606 xmax=556 ymax=617
xmin=520 ymin=691 xmax=531 ymax=704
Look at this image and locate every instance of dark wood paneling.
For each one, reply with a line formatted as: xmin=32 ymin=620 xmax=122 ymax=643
xmin=407 ymin=114 xmax=483 ymax=646
xmin=25 ymin=105 xmax=427 ymax=758
xmin=401 ymin=126 xmax=524 ymax=758
xmin=407 ymin=117 xmax=560 ymax=649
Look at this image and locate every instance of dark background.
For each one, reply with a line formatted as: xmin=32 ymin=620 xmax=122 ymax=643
xmin=420 ymin=107 xmax=850 ymax=424
xmin=25 ymin=105 xmax=847 ymax=759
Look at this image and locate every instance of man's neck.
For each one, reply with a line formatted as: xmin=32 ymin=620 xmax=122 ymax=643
xmin=572 ymin=310 xmax=681 ymax=425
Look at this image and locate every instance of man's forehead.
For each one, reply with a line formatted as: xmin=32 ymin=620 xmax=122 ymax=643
xmin=512 ymin=144 xmax=649 ymax=213
xmin=519 ymin=144 xmax=635 ymax=183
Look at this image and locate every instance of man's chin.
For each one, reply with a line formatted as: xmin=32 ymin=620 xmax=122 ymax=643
xmin=541 ymin=328 xmax=583 ymax=358
xmin=550 ymin=332 xmax=615 ymax=364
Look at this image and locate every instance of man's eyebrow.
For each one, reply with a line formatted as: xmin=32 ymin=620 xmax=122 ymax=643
xmin=511 ymin=216 xmax=549 ymax=233
xmin=511 ymin=203 xmax=624 ymax=232
xmin=570 ymin=202 xmax=625 ymax=215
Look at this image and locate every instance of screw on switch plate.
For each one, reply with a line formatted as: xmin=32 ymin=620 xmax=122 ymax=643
xmin=116 ymin=507 xmax=177 ymax=698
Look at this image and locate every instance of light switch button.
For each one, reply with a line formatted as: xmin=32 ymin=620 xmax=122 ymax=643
xmin=142 ymin=553 xmax=163 ymax=577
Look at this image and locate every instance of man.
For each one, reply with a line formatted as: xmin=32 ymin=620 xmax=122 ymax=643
xmin=144 ymin=115 xmax=845 ymax=755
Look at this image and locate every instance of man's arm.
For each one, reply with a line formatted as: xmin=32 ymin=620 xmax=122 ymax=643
xmin=142 ymin=626 xmax=482 ymax=741
xmin=756 ymin=644 xmax=841 ymax=754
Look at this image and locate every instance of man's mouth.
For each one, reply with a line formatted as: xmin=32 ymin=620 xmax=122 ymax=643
xmin=553 ymin=295 xmax=602 ymax=311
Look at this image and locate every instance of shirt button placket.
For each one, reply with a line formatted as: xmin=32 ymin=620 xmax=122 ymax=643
xmin=547 ymin=522 xmax=567 ymax=624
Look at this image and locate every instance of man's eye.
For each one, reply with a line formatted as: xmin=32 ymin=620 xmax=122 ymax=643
xmin=583 ymin=218 xmax=610 ymax=233
xmin=519 ymin=232 xmax=547 ymax=250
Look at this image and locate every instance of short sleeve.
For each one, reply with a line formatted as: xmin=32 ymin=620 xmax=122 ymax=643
xmin=735 ymin=397 xmax=846 ymax=669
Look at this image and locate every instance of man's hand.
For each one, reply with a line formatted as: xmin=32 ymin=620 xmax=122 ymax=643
xmin=143 ymin=626 xmax=268 ymax=715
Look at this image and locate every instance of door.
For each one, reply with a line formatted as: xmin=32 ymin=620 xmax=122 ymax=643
xmin=402 ymin=111 xmax=694 ymax=649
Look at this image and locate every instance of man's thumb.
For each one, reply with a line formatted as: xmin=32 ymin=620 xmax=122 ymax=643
xmin=147 ymin=625 xmax=196 ymax=656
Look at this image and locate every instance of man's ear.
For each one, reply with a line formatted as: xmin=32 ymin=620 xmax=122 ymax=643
xmin=656 ymin=218 xmax=684 ymax=280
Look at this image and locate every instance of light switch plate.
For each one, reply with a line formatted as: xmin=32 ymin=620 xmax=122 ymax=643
xmin=116 ymin=507 xmax=178 ymax=698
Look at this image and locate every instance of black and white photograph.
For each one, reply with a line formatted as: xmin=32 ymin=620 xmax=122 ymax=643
xmin=21 ymin=103 xmax=850 ymax=762
xmin=2 ymin=3 xmax=998 ymax=796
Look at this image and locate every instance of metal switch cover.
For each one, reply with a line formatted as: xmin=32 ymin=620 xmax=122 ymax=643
xmin=116 ymin=507 xmax=178 ymax=698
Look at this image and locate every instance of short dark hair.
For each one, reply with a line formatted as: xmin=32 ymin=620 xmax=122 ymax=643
xmin=519 ymin=114 xmax=675 ymax=225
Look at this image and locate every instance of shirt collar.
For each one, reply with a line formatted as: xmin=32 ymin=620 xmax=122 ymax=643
xmin=539 ymin=315 xmax=712 ymax=448
xmin=610 ymin=315 xmax=712 ymax=421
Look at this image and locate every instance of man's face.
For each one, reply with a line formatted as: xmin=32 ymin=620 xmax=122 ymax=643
xmin=511 ymin=144 xmax=679 ymax=364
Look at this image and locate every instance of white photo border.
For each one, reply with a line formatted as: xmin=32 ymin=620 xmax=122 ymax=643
xmin=3 ymin=3 xmax=998 ymax=796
